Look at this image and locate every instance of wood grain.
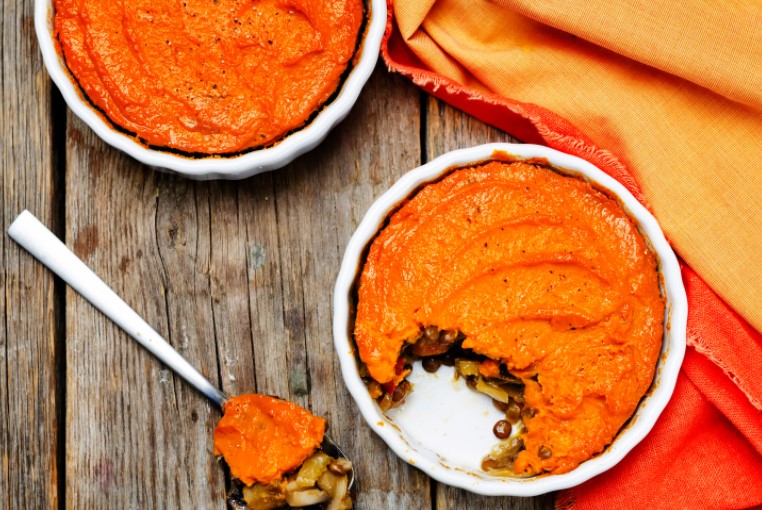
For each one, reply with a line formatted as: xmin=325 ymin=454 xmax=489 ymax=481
xmin=0 ymin=0 xmax=60 ymax=508
xmin=236 ymin=64 xmax=432 ymax=508
xmin=201 ymin=67 xmax=434 ymax=510
xmin=425 ymin=96 xmax=520 ymax=159
xmin=64 ymin=126 xmax=225 ymax=508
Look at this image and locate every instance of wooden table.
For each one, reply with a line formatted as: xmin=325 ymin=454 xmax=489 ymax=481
xmin=0 ymin=4 xmax=554 ymax=507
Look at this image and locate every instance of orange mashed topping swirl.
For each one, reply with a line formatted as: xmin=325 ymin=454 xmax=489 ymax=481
xmin=354 ymin=160 xmax=664 ymax=476
xmin=54 ymin=0 xmax=364 ymax=154
xmin=213 ymin=394 xmax=325 ymax=486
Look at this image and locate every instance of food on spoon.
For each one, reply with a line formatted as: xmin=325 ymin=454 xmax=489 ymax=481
xmin=354 ymin=159 xmax=664 ymax=476
xmin=214 ymin=394 xmax=325 ymax=485
xmin=214 ymin=394 xmax=352 ymax=509
xmin=53 ymin=0 xmax=364 ymax=154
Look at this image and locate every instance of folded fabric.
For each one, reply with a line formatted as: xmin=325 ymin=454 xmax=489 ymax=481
xmin=559 ymin=268 xmax=762 ymax=509
xmin=558 ymin=348 xmax=762 ymax=510
xmin=381 ymin=1 xmax=762 ymax=507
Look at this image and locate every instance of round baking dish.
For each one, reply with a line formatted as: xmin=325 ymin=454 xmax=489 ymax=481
xmin=35 ymin=0 xmax=385 ymax=180
xmin=333 ymin=143 xmax=687 ymax=496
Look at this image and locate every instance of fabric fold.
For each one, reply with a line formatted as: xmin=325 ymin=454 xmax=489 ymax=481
xmin=557 ymin=349 xmax=762 ymax=510
xmin=493 ymin=0 xmax=762 ymax=110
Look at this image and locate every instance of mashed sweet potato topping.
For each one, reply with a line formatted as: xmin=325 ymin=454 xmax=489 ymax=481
xmin=214 ymin=394 xmax=325 ymax=486
xmin=354 ymin=160 xmax=664 ymax=475
xmin=54 ymin=0 xmax=364 ymax=154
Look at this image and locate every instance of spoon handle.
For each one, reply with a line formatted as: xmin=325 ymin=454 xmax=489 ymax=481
xmin=7 ymin=210 xmax=228 ymax=409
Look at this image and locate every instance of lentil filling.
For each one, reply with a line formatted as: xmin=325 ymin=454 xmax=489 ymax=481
xmin=354 ymin=160 xmax=664 ymax=476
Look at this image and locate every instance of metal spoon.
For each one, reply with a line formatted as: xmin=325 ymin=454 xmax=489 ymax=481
xmin=7 ymin=210 xmax=354 ymax=491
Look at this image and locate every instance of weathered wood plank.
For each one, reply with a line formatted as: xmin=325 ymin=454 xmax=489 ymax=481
xmin=64 ymin=124 xmax=224 ymax=508
xmin=424 ymin=97 xmax=555 ymax=509
xmin=207 ymin=179 xmax=259 ymax=400
xmin=425 ymin=96 xmax=520 ymax=159
xmin=0 ymin=1 xmax=60 ymax=507
xmin=242 ymin=63 xmax=430 ymax=507
xmin=437 ymin=488 xmax=556 ymax=510
xmin=242 ymin=64 xmax=432 ymax=508
xmin=321 ymin=68 xmax=431 ymax=508
xmin=152 ymin=175 xmax=227 ymax=507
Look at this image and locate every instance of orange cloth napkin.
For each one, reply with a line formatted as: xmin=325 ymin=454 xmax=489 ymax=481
xmin=380 ymin=1 xmax=762 ymax=507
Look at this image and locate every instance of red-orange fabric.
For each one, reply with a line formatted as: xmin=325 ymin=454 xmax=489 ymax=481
xmin=557 ymin=348 xmax=762 ymax=510
xmin=381 ymin=2 xmax=762 ymax=508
